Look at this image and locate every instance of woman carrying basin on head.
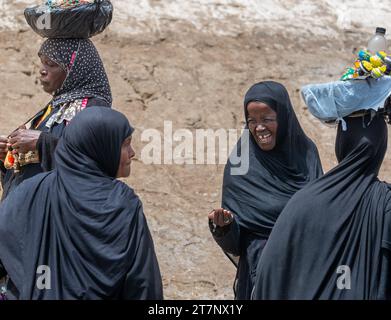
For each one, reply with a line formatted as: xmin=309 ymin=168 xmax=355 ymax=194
xmin=0 ymin=38 xmax=112 ymax=200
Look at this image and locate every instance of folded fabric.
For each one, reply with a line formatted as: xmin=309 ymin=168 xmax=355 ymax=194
xmin=301 ymin=76 xmax=391 ymax=127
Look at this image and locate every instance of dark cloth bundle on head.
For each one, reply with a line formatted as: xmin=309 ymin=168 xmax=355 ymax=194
xmin=38 ymin=38 xmax=112 ymax=106
xmin=254 ymin=114 xmax=391 ymax=300
xmin=0 ymin=107 xmax=163 ymax=300
xmin=223 ymin=81 xmax=323 ymax=238
xmin=24 ymin=0 xmax=113 ymax=39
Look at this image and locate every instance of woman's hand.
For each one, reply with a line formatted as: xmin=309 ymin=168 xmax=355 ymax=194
xmin=8 ymin=128 xmax=42 ymax=154
xmin=0 ymin=135 xmax=8 ymax=160
xmin=208 ymin=208 xmax=234 ymax=227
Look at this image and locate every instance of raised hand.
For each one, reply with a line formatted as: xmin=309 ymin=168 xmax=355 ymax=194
xmin=208 ymin=208 xmax=234 ymax=227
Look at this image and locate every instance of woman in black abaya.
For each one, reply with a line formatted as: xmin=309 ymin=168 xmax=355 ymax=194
xmin=0 ymin=107 xmax=163 ymax=300
xmin=208 ymin=81 xmax=323 ymax=299
xmin=253 ymin=113 xmax=391 ymax=300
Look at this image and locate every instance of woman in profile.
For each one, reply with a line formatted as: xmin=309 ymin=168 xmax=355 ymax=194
xmin=0 ymin=107 xmax=163 ymax=300
xmin=0 ymin=38 xmax=112 ymax=200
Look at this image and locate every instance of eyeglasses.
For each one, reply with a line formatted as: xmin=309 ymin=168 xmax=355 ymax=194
xmin=247 ymin=118 xmax=277 ymax=127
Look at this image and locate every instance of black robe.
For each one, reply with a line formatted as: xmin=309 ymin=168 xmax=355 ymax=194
xmin=253 ymin=114 xmax=391 ymax=300
xmin=210 ymin=81 xmax=323 ymax=299
xmin=0 ymin=107 xmax=163 ymax=300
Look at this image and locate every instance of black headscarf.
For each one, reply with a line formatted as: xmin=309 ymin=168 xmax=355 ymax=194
xmin=254 ymin=114 xmax=391 ymax=299
xmin=222 ymin=81 xmax=323 ymax=237
xmin=38 ymin=38 xmax=112 ymax=107
xmin=0 ymin=107 xmax=163 ymax=299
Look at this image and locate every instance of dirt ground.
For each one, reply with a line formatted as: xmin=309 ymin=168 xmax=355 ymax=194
xmin=1 ymin=1 xmax=391 ymax=300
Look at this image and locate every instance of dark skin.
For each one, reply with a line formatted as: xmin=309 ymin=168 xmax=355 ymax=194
xmin=0 ymin=135 xmax=7 ymax=160
xmin=208 ymin=209 xmax=234 ymax=227
xmin=208 ymin=102 xmax=278 ymax=227
xmin=1 ymin=55 xmax=67 ymax=158
xmin=247 ymin=102 xmax=278 ymax=151
xmin=116 ymin=136 xmax=136 ymax=178
xmin=39 ymin=54 xmax=67 ymax=95
xmin=8 ymin=125 xmax=39 ymax=154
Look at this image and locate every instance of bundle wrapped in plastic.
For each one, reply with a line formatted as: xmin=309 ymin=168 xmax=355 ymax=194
xmin=301 ymin=76 xmax=391 ymax=129
xmin=24 ymin=0 xmax=113 ymax=39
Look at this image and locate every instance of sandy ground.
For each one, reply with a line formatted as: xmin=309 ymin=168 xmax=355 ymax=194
xmin=1 ymin=1 xmax=391 ymax=299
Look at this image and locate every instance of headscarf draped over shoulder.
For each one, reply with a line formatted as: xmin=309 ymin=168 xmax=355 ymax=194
xmin=254 ymin=115 xmax=391 ymax=299
xmin=0 ymin=108 xmax=163 ymax=299
xmin=222 ymin=81 xmax=323 ymax=237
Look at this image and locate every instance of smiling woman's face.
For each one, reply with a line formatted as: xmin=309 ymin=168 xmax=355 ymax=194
xmin=247 ymin=101 xmax=278 ymax=151
xmin=39 ymin=54 xmax=67 ymax=95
